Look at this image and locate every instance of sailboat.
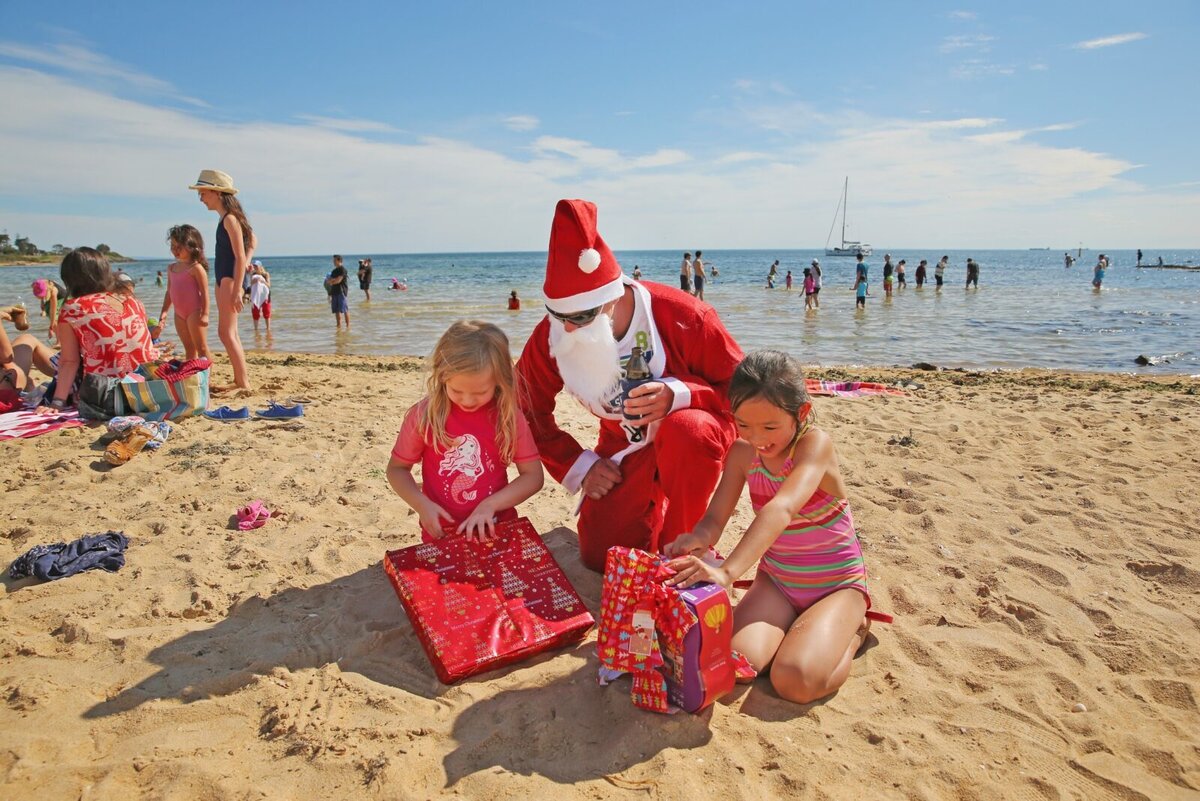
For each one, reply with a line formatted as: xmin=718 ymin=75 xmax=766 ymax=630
xmin=824 ymin=177 xmax=872 ymax=257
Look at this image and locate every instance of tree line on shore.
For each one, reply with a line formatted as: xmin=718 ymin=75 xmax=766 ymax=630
xmin=0 ymin=230 xmax=130 ymax=263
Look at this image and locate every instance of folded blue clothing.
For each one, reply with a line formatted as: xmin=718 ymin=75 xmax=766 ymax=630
xmin=9 ymin=531 xmax=129 ymax=581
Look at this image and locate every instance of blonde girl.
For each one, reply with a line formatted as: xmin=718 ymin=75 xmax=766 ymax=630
xmin=666 ymin=350 xmax=880 ymax=704
xmin=190 ymin=169 xmax=255 ymax=390
xmin=387 ymin=321 xmax=544 ymax=541
xmin=155 ymin=225 xmax=211 ymax=360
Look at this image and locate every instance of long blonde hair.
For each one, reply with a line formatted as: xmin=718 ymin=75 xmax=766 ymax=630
xmin=421 ymin=320 xmax=519 ymax=463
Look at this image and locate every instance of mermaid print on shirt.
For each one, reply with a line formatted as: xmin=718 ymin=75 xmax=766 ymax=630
xmin=439 ymin=434 xmax=485 ymax=505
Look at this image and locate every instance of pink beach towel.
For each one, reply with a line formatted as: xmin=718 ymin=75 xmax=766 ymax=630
xmin=0 ymin=408 xmax=86 ymax=440
xmin=805 ymin=379 xmax=906 ymax=398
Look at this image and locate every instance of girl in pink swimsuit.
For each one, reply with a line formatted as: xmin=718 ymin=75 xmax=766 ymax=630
xmin=666 ymin=350 xmax=882 ymax=704
xmin=154 ymin=225 xmax=211 ymax=360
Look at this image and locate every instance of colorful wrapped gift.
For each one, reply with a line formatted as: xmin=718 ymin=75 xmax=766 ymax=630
xmin=383 ymin=517 xmax=595 ymax=684
xmin=597 ymin=546 xmax=737 ymax=713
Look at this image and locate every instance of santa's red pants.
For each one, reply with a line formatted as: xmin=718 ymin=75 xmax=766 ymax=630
xmin=577 ymin=409 xmax=736 ymax=571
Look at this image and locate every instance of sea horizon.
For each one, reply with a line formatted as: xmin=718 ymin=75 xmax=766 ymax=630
xmin=4 ymin=247 xmax=1197 ymax=375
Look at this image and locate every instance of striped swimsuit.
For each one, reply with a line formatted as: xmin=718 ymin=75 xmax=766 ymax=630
xmin=747 ymin=454 xmax=871 ymax=612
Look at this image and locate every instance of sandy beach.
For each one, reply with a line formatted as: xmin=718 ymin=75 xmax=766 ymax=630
xmin=1 ymin=352 xmax=1198 ymax=800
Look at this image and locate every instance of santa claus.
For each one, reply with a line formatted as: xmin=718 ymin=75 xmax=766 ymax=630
xmin=517 ymin=199 xmax=743 ymax=571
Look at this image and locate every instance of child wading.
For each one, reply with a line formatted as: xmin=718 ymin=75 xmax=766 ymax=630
xmin=153 ymin=225 xmax=211 ymax=360
xmin=666 ymin=351 xmax=878 ymax=703
xmin=387 ymin=321 xmax=544 ymax=540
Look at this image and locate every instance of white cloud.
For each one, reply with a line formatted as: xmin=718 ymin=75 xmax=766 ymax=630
xmin=952 ymin=59 xmax=1016 ymax=79
xmin=919 ymin=117 xmax=1003 ymax=130
xmin=0 ymin=62 xmax=1195 ymax=253
xmin=294 ymin=115 xmax=398 ymax=133
xmin=503 ymin=115 xmax=540 ymax=132
xmin=715 ymin=151 xmax=771 ymax=165
xmin=530 ymin=136 xmax=688 ymax=172
xmin=940 ymin=34 xmax=994 ymax=53
xmin=1073 ymin=32 xmax=1148 ymax=50
xmin=949 ymin=10 xmax=977 ymax=20
xmin=0 ymin=40 xmax=207 ymax=107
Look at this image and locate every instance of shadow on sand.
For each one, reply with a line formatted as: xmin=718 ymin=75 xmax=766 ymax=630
xmin=84 ymin=527 xmax=603 ymax=720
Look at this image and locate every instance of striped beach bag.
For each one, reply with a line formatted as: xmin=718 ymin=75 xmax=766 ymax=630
xmin=120 ymin=360 xmax=210 ymax=421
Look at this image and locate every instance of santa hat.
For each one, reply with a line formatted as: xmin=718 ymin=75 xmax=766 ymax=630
xmin=543 ymin=199 xmax=624 ymax=314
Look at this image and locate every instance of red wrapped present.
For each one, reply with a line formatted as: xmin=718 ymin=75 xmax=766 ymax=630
xmin=383 ymin=517 xmax=595 ymax=684
xmin=597 ymin=547 xmax=737 ymax=713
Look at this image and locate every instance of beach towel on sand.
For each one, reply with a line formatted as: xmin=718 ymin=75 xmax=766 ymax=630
xmin=9 ymin=531 xmax=129 ymax=581
xmin=0 ymin=408 xmax=85 ymax=440
xmin=805 ymin=379 xmax=905 ymax=398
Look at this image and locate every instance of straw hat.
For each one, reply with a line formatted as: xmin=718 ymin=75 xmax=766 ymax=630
xmin=188 ymin=169 xmax=238 ymax=194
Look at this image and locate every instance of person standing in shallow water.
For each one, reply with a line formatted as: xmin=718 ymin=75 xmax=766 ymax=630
xmin=965 ymin=258 xmax=980 ymax=289
xmin=692 ymin=250 xmax=707 ymax=301
xmin=358 ymin=258 xmax=373 ymax=302
xmin=190 ymin=169 xmax=255 ymax=391
xmin=679 ymin=252 xmax=693 ymax=293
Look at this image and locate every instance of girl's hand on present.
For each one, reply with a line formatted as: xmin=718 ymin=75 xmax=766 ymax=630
xmin=458 ymin=501 xmax=498 ymax=541
xmin=665 ymin=554 xmax=731 ymax=590
xmin=419 ymin=502 xmax=454 ymax=539
xmin=664 ymin=532 xmax=709 ymax=558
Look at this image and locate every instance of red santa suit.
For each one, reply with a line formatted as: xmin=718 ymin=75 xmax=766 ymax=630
xmin=517 ymin=200 xmax=742 ymax=571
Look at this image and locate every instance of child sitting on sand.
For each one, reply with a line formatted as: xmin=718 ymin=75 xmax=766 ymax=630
xmin=666 ymin=350 xmax=877 ymax=703
xmin=153 ymin=225 xmax=211 ymax=360
xmin=387 ymin=321 xmax=544 ymax=541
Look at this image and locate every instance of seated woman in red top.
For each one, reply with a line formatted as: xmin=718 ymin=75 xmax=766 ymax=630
xmin=39 ymin=248 xmax=159 ymax=415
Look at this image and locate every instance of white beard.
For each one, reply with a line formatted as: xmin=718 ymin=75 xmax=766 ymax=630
xmin=549 ymin=313 xmax=623 ymax=411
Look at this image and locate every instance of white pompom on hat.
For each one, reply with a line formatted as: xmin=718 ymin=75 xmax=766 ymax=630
xmin=543 ymin=199 xmax=625 ymax=314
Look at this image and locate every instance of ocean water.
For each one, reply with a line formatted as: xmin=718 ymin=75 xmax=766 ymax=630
xmin=4 ymin=248 xmax=1198 ymax=374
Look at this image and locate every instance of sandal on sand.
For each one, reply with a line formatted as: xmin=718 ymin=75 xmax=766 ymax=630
xmin=104 ymin=423 xmax=156 ymax=466
xmin=236 ymin=500 xmax=285 ymax=531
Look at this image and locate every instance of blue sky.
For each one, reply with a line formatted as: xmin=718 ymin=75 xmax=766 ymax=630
xmin=1 ymin=2 xmax=1197 ymax=256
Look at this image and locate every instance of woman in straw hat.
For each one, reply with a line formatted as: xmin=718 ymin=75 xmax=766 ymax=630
xmin=190 ymin=169 xmax=256 ymax=391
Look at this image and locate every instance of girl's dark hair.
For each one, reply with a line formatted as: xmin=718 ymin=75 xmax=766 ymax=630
xmin=167 ymin=224 xmax=209 ymax=271
xmin=728 ymin=350 xmax=811 ymax=417
xmin=60 ymin=247 xmax=115 ymax=297
xmin=219 ymin=194 xmax=254 ymax=253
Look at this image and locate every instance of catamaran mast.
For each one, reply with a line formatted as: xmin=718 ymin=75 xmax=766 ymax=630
xmin=842 ymin=177 xmax=848 ymax=248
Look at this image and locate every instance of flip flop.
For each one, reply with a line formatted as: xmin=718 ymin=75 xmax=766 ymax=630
xmin=236 ymin=500 xmax=284 ymax=531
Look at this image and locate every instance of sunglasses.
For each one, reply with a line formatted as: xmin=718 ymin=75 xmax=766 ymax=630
xmin=545 ymin=305 xmax=603 ymax=326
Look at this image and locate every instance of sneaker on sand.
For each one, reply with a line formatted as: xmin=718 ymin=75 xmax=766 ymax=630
xmin=255 ymin=401 xmax=304 ymax=419
xmin=203 ymin=405 xmax=251 ymax=421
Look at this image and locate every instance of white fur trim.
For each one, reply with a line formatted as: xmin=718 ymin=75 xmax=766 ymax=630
xmin=578 ymin=248 xmax=602 ymax=273
xmin=545 ymin=274 xmax=625 ymax=314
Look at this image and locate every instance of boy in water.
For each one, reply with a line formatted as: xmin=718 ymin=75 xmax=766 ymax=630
xmin=853 ymin=270 xmax=869 ymax=309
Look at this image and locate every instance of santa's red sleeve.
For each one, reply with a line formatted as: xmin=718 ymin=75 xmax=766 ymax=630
xmin=516 ymin=317 xmax=586 ymax=485
xmin=653 ymin=289 xmax=743 ymax=416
